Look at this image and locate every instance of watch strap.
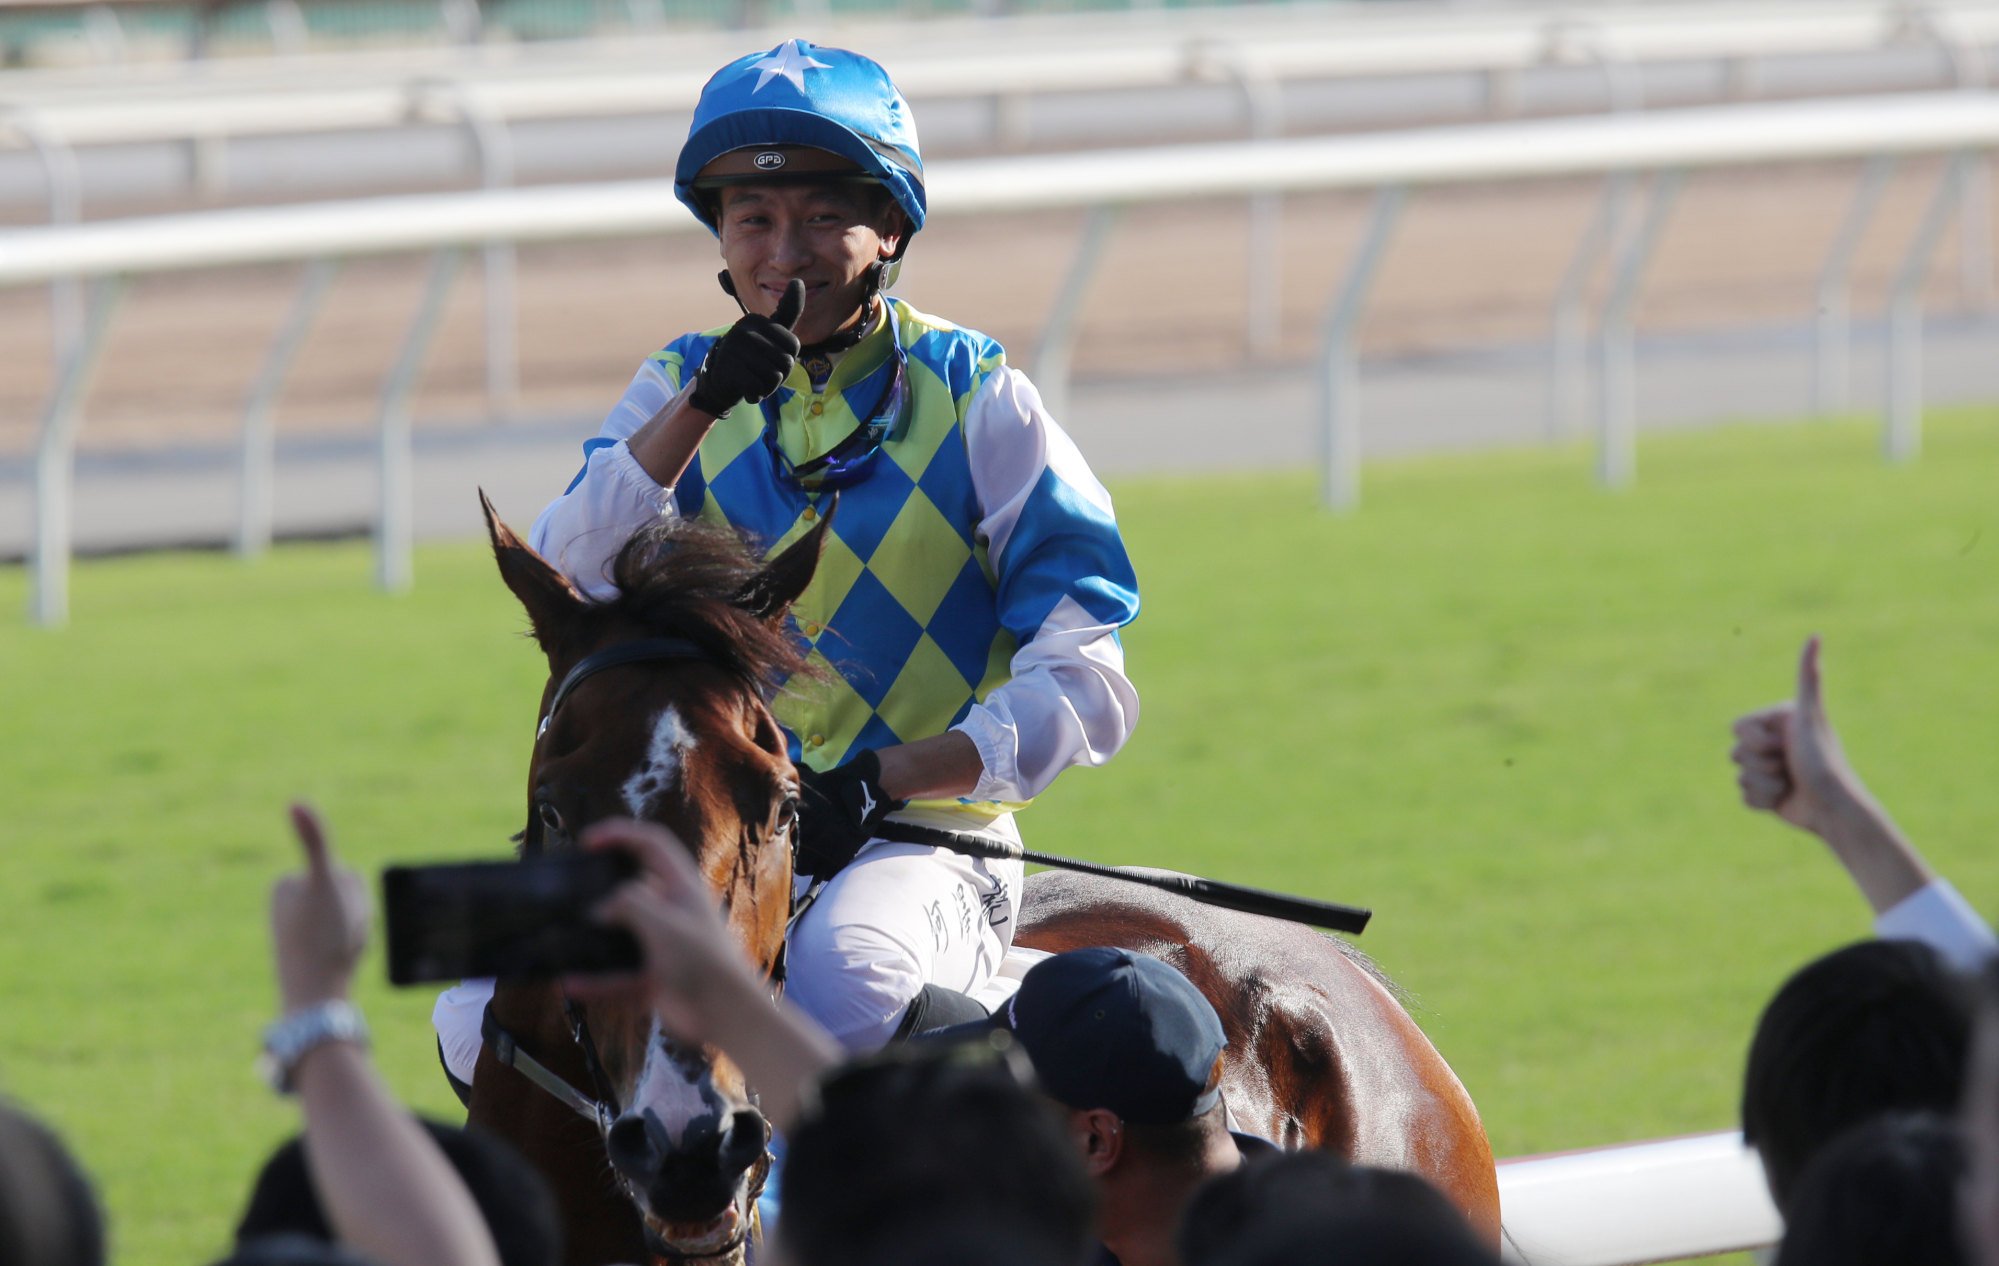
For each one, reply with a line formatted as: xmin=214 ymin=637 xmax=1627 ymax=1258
xmin=260 ymin=1000 xmax=369 ymax=1094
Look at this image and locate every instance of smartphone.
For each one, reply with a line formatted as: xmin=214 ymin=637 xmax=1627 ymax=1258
xmin=382 ymin=851 xmax=641 ymax=986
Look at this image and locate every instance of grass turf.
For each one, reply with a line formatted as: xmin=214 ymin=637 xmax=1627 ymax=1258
xmin=2 ymin=410 xmax=1996 ymax=1263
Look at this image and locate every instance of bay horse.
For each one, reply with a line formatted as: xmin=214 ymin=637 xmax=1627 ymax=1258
xmin=467 ymin=494 xmax=1500 ymax=1265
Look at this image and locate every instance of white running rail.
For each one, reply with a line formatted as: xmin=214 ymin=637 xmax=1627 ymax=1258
xmin=1498 ymin=1130 xmax=1780 ymax=1265
xmin=7 ymin=91 xmax=1998 ymax=624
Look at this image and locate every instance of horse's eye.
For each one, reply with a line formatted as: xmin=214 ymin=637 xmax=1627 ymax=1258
xmin=538 ymin=802 xmax=564 ymax=834
xmin=775 ymin=797 xmax=798 ymax=832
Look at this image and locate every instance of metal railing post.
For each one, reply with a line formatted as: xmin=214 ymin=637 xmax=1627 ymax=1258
xmin=1538 ymin=18 xmax=1645 ymax=114
xmin=1928 ymin=18 xmax=1991 ymax=309
xmin=264 ymin=0 xmax=309 ymax=52
xmin=1884 ymin=155 xmax=1967 ymax=464
xmin=237 ymin=258 xmax=340 ymax=558
xmin=1547 ymin=174 xmax=1632 ymax=441
xmin=417 ymin=80 xmax=519 ymax=414
xmin=1318 ymin=186 xmax=1406 ymax=512
xmin=4 ymin=108 xmax=86 ymax=372
xmin=1813 ymin=155 xmax=1898 ymax=418
xmin=1594 ymin=169 xmax=1683 ymax=491
xmin=1191 ymin=40 xmax=1286 ymax=359
xmin=441 ymin=0 xmax=483 ymax=44
xmin=1032 ymin=204 xmax=1120 ymax=424
xmin=1539 ymin=25 xmax=1643 ymax=445
xmin=376 ymin=249 xmax=465 ymax=593
xmin=31 ymin=278 xmax=126 ymax=629
xmin=81 ymin=4 xmax=127 ymax=61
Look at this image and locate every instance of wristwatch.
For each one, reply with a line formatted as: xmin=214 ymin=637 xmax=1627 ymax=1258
xmin=259 ymin=1000 xmax=370 ymax=1094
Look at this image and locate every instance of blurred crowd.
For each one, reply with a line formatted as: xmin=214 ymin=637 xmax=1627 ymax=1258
xmin=3 ymin=633 xmax=1993 ymax=1266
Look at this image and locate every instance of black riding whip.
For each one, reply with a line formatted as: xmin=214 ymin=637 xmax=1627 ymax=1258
xmin=875 ymin=822 xmax=1371 ymax=935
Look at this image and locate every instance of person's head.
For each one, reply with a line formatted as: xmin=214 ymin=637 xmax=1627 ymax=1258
xmin=776 ymin=1040 xmax=1095 ymax=1266
xmin=234 ymin=1119 xmax=561 ymax=1266
xmin=1959 ymin=956 xmax=1999 ymax=1266
xmin=1741 ymin=938 xmax=1973 ymax=1208
xmin=1203 ymin=1210 xmax=1499 ymax=1266
xmin=970 ymin=947 xmax=1233 ymax=1181
xmin=1178 ymin=1151 xmax=1474 ymax=1266
xmin=210 ymin=1233 xmax=381 ymax=1266
xmin=676 ymin=39 xmax=923 ymax=348
xmin=1775 ymin=1111 xmax=1966 ymax=1266
xmin=0 ymin=1099 xmax=105 ymax=1266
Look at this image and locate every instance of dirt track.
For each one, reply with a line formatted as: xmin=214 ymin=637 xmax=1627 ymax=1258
xmin=0 ymin=155 xmax=1989 ymax=460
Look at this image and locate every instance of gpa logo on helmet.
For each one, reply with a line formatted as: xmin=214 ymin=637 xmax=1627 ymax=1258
xmin=753 ymin=151 xmax=786 ymax=171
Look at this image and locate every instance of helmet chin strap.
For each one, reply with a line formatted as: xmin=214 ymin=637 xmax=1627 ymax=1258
xmin=716 ymin=260 xmax=890 ymax=355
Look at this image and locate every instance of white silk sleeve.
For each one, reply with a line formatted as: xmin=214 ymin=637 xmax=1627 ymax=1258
xmin=1874 ymin=878 xmax=1996 ymax=973
xmin=952 ymin=365 xmax=1141 ymax=803
xmin=528 ymin=359 xmax=683 ymax=602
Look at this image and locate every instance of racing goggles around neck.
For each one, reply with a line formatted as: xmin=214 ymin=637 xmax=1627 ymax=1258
xmin=759 ymin=301 xmax=911 ymax=492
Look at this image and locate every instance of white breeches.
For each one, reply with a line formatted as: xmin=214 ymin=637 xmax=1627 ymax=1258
xmin=786 ymin=838 xmax=1021 ymax=1050
xmin=432 ymin=832 xmax=1023 ymax=1082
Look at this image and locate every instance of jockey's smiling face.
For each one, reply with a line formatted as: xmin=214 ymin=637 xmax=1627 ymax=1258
xmin=716 ymin=181 xmax=904 ymax=348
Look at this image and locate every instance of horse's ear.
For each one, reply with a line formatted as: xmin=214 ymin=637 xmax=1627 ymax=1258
xmin=481 ymin=489 xmax=587 ymax=654
xmin=741 ymin=494 xmax=836 ymax=623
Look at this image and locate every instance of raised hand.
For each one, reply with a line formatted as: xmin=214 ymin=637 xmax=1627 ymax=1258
xmin=1731 ymin=636 xmax=1860 ymax=833
xmin=688 ymin=279 xmax=806 ymax=417
xmin=271 ymin=803 xmax=372 ymax=1013
xmin=1731 ymin=638 xmax=1945 ymax=920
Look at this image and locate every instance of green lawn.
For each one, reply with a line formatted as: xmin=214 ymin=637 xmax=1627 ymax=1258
xmin=4 ymin=411 xmax=1996 ymax=1263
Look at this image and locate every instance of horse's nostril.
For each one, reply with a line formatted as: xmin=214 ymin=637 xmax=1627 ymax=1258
xmin=606 ymin=1114 xmax=654 ymax=1173
xmin=716 ymin=1108 xmax=767 ymax=1177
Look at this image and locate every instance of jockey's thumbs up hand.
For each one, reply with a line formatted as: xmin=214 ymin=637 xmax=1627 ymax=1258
xmin=271 ymin=802 xmax=372 ymax=1013
xmin=688 ymin=278 xmax=805 ymax=418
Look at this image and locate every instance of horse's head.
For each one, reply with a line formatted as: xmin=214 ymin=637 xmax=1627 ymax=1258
xmin=479 ymin=492 xmax=827 ymax=1261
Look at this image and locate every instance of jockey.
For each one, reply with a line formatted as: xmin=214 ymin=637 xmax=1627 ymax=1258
xmin=435 ymin=39 xmax=1139 ymax=1066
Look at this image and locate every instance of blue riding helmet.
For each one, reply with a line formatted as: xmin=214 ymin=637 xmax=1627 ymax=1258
xmin=675 ymin=39 xmax=927 ymax=238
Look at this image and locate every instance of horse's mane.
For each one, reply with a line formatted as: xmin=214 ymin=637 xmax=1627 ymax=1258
xmin=588 ymin=517 xmax=811 ymax=694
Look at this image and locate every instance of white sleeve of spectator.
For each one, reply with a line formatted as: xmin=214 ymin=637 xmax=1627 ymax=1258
xmin=953 ymin=365 xmax=1140 ymax=803
xmin=527 ymin=360 xmax=683 ymax=601
xmin=1874 ymin=877 xmax=1997 ymax=972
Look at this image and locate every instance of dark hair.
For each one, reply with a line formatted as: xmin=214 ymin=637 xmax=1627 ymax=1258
xmin=781 ymin=1041 xmax=1097 ymax=1266
xmin=1196 ymin=1205 xmax=1498 ymax=1266
xmin=0 ymin=1099 xmax=106 ymax=1266
xmin=1774 ymin=1112 xmax=1966 ymax=1266
xmin=210 ymin=1233 xmax=382 ymax=1266
xmin=234 ymin=1119 xmax=562 ymax=1266
xmin=1179 ymin=1152 xmax=1474 ymax=1266
xmin=1741 ymin=939 xmax=1973 ymax=1208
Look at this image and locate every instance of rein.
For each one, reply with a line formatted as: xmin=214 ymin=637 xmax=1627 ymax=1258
xmin=482 ymin=997 xmax=622 ymax=1131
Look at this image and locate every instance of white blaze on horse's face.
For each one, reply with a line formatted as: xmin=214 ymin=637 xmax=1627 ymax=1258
xmin=630 ymin=1017 xmax=730 ymax=1151
xmin=623 ymin=706 xmax=695 ymax=819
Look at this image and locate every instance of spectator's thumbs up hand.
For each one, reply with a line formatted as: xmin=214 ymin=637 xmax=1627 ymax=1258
xmin=271 ymin=802 xmax=372 ymax=1013
xmin=1731 ymin=636 xmax=1860 ymax=835
xmin=689 ymin=279 xmax=806 ymax=417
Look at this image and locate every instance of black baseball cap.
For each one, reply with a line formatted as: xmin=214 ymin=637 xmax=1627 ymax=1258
xmin=950 ymin=947 xmax=1227 ymax=1125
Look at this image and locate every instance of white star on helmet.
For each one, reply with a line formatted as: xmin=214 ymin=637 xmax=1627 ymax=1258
xmin=750 ymin=40 xmax=833 ymax=94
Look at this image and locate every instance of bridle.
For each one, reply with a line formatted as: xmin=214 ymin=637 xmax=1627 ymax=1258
xmin=490 ymin=634 xmax=785 ymax=1260
xmin=536 ymin=637 xmax=716 ymax=742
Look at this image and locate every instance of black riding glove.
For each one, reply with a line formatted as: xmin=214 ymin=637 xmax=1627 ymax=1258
xmin=688 ymin=279 xmax=805 ymax=417
xmin=796 ymin=750 xmax=906 ymax=879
